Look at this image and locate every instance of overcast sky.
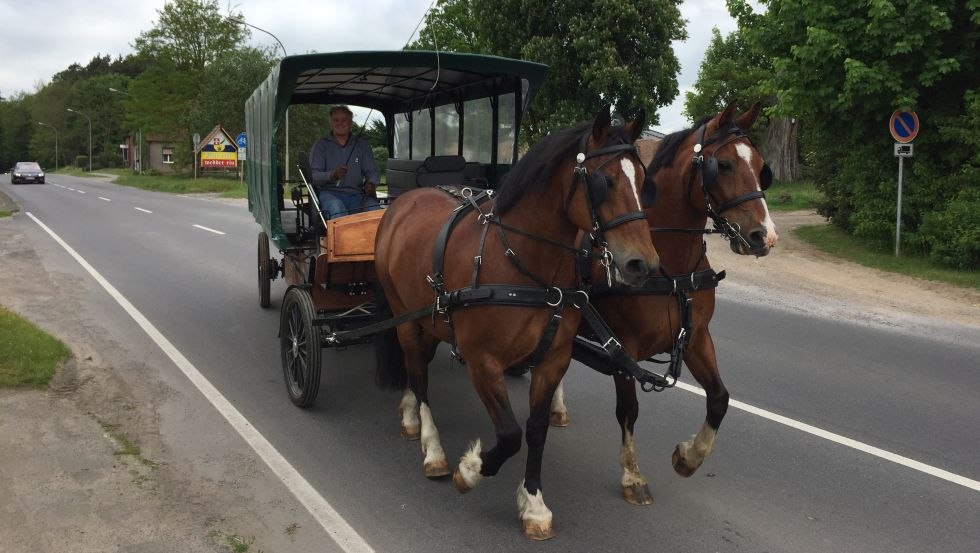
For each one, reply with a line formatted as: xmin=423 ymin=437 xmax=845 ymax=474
xmin=0 ymin=0 xmax=738 ymax=133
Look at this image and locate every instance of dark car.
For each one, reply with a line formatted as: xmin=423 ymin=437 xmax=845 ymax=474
xmin=11 ymin=161 xmax=45 ymax=184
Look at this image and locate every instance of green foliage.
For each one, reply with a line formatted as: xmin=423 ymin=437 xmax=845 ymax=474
xmin=411 ymin=0 xmax=686 ymax=139
xmin=731 ymin=0 xmax=980 ymax=269
xmin=132 ymin=0 xmax=247 ymax=71
xmin=920 ymin=185 xmax=980 ymax=269
xmin=683 ymin=27 xmax=773 ymax=122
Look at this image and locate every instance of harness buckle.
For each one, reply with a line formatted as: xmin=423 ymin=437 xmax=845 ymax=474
xmin=478 ymin=211 xmax=493 ymax=225
xmin=546 ymin=286 xmax=564 ymax=307
xmin=602 ymin=336 xmax=622 ymax=352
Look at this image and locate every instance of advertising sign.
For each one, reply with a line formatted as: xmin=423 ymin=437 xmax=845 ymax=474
xmin=198 ymin=125 xmax=238 ymax=169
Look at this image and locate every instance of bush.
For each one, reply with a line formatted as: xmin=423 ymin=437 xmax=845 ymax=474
xmin=920 ymin=185 xmax=980 ymax=270
xmin=372 ymin=146 xmax=388 ymax=175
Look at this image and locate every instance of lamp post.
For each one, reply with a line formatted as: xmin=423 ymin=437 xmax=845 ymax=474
xmin=37 ymin=122 xmax=59 ymax=171
xmin=108 ymin=87 xmax=143 ymax=174
xmin=228 ymin=16 xmax=289 ymax=180
xmin=66 ymin=107 xmax=92 ymax=172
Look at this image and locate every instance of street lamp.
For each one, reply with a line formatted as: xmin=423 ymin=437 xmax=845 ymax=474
xmin=108 ymin=87 xmax=143 ymax=174
xmin=66 ymin=107 xmax=92 ymax=172
xmin=37 ymin=122 xmax=59 ymax=171
xmin=228 ymin=16 xmax=289 ymax=180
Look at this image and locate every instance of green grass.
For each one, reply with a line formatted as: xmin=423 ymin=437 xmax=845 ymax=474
xmin=767 ymin=179 xmax=823 ymax=212
xmin=0 ymin=210 xmax=12 ymax=218
xmin=0 ymin=306 xmax=72 ymax=387
xmin=794 ymin=225 xmax=980 ymax=289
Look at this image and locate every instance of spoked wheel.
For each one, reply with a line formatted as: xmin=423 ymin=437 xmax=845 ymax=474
xmin=258 ymin=231 xmax=272 ymax=308
xmin=280 ymin=287 xmax=322 ymax=407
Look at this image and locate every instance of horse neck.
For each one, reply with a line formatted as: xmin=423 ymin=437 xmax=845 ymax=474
xmin=649 ymin=168 xmax=711 ymax=275
xmin=498 ymin=183 xmax=579 ymax=284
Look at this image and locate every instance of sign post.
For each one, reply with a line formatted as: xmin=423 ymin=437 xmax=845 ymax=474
xmin=236 ymin=132 xmax=247 ymax=183
xmin=889 ymin=110 xmax=919 ymax=256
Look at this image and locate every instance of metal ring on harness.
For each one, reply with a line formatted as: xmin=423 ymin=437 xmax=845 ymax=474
xmin=461 ymin=187 xmax=473 ymax=198
xmin=572 ymin=289 xmax=589 ymax=309
xmin=546 ymin=286 xmax=564 ymax=307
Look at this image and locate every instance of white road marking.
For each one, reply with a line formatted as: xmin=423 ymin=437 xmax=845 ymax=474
xmin=76 ymin=189 xmax=86 ymax=194
xmin=98 ymin=197 xmax=111 ymax=202
xmin=65 ymin=187 xmax=76 ymax=191
xmin=674 ymin=381 xmax=980 ymax=492
xmin=25 ymin=211 xmax=375 ymax=553
xmin=134 ymin=207 xmax=153 ymax=214
xmin=192 ymin=224 xmax=226 ymax=235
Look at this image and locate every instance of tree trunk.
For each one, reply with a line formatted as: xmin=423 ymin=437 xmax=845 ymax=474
xmin=762 ymin=116 xmax=800 ymax=181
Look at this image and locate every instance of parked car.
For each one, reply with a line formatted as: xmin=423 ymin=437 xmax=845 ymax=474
xmin=11 ymin=161 xmax=44 ymax=184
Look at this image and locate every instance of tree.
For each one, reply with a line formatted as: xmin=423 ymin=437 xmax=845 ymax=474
xmin=411 ymin=0 xmax=686 ymax=139
xmin=731 ymin=0 xmax=978 ymax=267
xmin=132 ymin=0 xmax=247 ymax=72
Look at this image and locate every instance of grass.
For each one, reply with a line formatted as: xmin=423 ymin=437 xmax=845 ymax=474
xmin=794 ymin=224 xmax=980 ymax=289
xmin=0 ymin=306 xmax=72 ymax=387
xmin=767 ymin=178 xmax=823 ymax=212
xmin=58 ymin=167 xmax=248 ymax=198
xmin=0 ymin=210 xmax=12 ymax=218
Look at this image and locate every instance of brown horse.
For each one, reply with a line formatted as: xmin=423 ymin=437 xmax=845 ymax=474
xmin=373 ymin=107 xmax=659 ymax=539
xmin=549 ymin=102 xmax=779 ymax=504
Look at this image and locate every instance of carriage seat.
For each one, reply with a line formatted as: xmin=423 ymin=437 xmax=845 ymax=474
xmin=416 ymin=155 xmax=467 ymax=188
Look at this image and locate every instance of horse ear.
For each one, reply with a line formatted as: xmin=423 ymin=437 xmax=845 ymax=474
xmin=592 ymin=104 xmax=612 ymax=140
xmin=736 ymin=102 xmax=762 ymax=131
xmin=625 ymin=108 xmax=646 ymax=141
xmin=719 ymin=101 xmax=738 ymax=125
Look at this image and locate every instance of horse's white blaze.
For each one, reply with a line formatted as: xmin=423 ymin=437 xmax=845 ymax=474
xmin=457 ymin=439 xmax=483 ymax=489
xmin=620 ymin=158 xmax=642 ymax=209
xmin=418 ymin=403 xmax=446 ymax=464
xmin=619 ymin=429 xmax=647 ymax=487
xmin=735 ymin=142 xmax=779 ymax=247
xmin=516 ymin=480 xmax=553 ymax=525
xmin=399 ymin=389 xmax=420 ymax=431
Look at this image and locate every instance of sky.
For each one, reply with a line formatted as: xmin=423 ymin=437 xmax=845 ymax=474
xmin=0 ymin=0 xmax=739 ymax=134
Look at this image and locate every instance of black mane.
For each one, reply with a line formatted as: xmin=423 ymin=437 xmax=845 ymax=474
xmin=648 ymin=114 xmax=713 ymax=173
xmin=495 ymin=121 xmax=634 ymax=214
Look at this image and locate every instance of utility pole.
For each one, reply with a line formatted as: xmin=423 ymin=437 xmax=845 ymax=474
xmin=108 ymin=87 xmax=143 ymax=174
xmin=66 ymin=108 xmax=92 ymax=172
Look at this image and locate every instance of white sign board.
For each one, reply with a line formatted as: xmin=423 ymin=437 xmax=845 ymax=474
xmin=894 ymin=143 xmax=914 ymax=157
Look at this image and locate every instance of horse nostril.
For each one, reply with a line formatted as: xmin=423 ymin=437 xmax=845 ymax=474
xmin=749 ymin=229 xmax=766 ymax=246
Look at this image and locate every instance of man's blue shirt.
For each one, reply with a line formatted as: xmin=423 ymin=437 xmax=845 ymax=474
xmin=310 ymin=133 xmax=380 ymax=196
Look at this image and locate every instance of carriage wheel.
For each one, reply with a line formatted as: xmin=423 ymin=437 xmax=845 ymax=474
xmin=280 ymin=287 xmax=322 ymax=407
xmin=258 ymin=231 xmax=272 ymax=308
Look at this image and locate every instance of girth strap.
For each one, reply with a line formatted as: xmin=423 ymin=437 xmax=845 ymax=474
xmin=592 ymin=269 xmax=725 ymax=297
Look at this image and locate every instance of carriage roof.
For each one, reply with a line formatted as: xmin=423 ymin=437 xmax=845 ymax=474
xmin=245 ymin=50 xmax=549 ymax=248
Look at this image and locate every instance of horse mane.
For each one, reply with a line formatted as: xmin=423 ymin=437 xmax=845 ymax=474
xmin=495 ymin=120 xmax=635 ymax=215
xmin=648 ymin=114 xmax=713 ymax=173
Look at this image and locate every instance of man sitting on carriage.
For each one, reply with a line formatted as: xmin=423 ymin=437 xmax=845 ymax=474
xmin=309 ymin=104 xmax=383 ymax=220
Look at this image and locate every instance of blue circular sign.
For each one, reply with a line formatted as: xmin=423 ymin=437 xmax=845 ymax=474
xmin=889 ymin=111 xmax=919 ymax=143
xmin=236 ymin=132 xmax=247 ymax=148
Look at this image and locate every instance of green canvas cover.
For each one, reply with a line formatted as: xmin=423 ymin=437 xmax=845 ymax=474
xmin=245 ymin=50 xmax=548 ymax=249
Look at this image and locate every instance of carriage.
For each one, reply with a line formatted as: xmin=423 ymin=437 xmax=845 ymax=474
xmin=246 ymin=51 xmax=548 ymax=406
xmin=246 ymin=50 xmax=777 ymax=540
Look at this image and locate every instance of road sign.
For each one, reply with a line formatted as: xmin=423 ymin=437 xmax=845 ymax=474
xmin=889 ymin=110 xmax=919 ymax=143
xmin=236 ymin=132 xmax=247 ymax=149
xmin=894 ymin=143 xmax=914 ymax=157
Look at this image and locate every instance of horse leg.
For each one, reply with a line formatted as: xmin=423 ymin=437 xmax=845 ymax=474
xmin=516 ymin=357 xmax=572 ymax=540
xmin=614 ymin=373 xmax=654 ymax=505
xmin=549 ymin=379 xmax=569 ymax=427
xmin=398 ymin=326 xmax=450 ymax=478
xmin=452 ymin=358 xmax=523 ymax=495
xmin=399 ymin=388 xmax=420 ymax=440
xmin=671 ymin=330 xmax=729 ymax=477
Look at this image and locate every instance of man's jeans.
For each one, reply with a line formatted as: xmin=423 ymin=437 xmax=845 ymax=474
xmin=317 ymin=189 xmax=381 ymax=221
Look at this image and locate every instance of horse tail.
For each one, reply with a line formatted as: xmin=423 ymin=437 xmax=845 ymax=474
xmin=374 ymin=292 xmax=408 ymax=391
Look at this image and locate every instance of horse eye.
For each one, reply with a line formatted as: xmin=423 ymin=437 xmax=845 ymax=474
xmin=718 ymin=160 xmax=734 ymax=173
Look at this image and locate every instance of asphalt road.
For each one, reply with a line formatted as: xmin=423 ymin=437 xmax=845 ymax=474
xmin=3 ymin=174 xmax=978 ymax=553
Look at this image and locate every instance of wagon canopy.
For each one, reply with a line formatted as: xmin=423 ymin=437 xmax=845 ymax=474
xmin=246 ymin=50 xmax=548 ymax=248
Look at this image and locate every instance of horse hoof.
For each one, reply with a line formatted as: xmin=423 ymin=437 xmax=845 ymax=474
xmin=522 ymin=519 xmax=556 ymax=541
xmin=401 ymin=425 xmax=421 ymax=441
xmin=672 ymin=445 xmax=699 ymax=477
xmin=622 ymin=484 xmax=654 ymax=506
xmin=549 ymin=411 xmax=569 ymax=427
xmin=452 ymin=469 xmax=473 ymax=494
xmin=424 ymin=459 xmax=450 ymax=479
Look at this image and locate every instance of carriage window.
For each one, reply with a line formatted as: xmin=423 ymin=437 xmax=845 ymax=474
xmin=411 ymin=108 xmax=432 ymax=160
xmin=393 ymin=113 xmax=410 ymax=159
xmin=497 ymin=92 xmax=516 ymax=165
xmin=462 ymin=97 xmax=492 ymax=164
xmin=434 ymin=104 xmax=460 ymax=156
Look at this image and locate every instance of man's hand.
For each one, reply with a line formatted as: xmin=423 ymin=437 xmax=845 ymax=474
xmin=364 ymin=181 xmax=378 ymax=198
xmin=330 ymin=165 xmax=349 ymax=181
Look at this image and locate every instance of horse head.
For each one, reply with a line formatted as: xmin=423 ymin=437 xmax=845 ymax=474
xmin=567 ymin=105 xmax=660 ymax=284
xmin=648 ymin=102 xmax=779 ymax=257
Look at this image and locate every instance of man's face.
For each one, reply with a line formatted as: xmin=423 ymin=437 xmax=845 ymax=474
xmin=331 ymin=111 xmax=352 ymax=138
